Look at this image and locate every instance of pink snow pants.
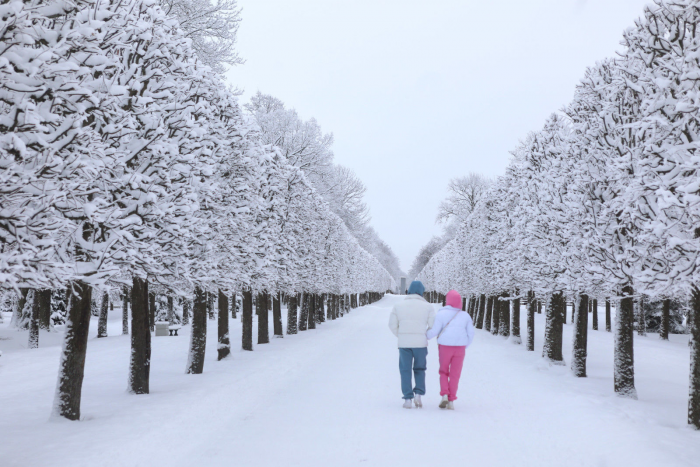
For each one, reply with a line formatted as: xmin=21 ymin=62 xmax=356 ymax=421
xmin=439 ymin=345 xmax=466 ymax=401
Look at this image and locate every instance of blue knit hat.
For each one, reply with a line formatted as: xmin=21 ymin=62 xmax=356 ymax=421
xmin=407 ymin=281 xmax=425 ymax=296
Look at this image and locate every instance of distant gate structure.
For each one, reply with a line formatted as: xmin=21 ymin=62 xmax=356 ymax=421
xmin=400 ymin=277 xmax=407 ymax=295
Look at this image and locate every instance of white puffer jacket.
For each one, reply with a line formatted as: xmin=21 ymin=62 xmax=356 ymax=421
xmin=388 ymin=295 xmax=436 ymax=348
xmin=426 ymin=306 xmax=476 ymax=347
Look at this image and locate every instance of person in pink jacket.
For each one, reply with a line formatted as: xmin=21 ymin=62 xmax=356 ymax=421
xmin=426 ymin=290 xmax=475 ymax=410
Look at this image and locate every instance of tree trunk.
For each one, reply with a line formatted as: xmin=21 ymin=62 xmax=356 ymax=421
xmin=28 ymin=290 xmax=40 ymax=349
xmin=688 ymin=285 xmax=700 ymax=428
xmin=592 ymin=298 xmax=598 ymax=331
xmin=287 ymin=293 xmax=298 ymax=335
xmin=231 ymin=292 xmax=237 ymax=319
xmin=496 ymin=293 xmax=510 ymax=337
xmin=318 ymin=294 xmax=326 ymax=323
xmin=183 ymin=298 xmax=190 ymax=325
xmin=484 ymin=296 xmax=493 ymax=332
xmin=97 ymin=290 xmax=109 ymax=338
xmin=614 ymin=285 xmax=637 ymax=398
xmin=660 ymin=298 xmax=670 ymax=341
xmin=122 ymin=287 xmax=129 ymax=335
xmin=637 ymin=295 xmax=647 ymax=336
xmin=299 ymin=293 xmax=309 ymax=330
xmin=476 ymin=294 xmax=486 ymax=329
xmin=207 ymin=291 xmax=215 ymax=320
xmin=186 ymin=286 xmax=208 ymax=373
xmin=511 ymin=293 xmax=521 ymax=344
xmin=572 ymin=294 xmax=588 ymax=377
xmin=129 ymin=277 xmax=151 ymax=393
xmin=217 ymin=289 xmax=230 ymax=360
xmin=242 ymin=290 xmax=253 ymax=351
xmin=537 ymin=300 xmax=542 ymax=314
xmin=38 ymin=289 xmax=51 ymax=331
xmin=542 ymin=292 xmax=565 ymax=365
xmin=499 ymin=294 xmax=510 ymax=337
xmin=605 ymin=298 xmax=611 ymax=332
xmin=52 ymin=281 xmax=92 ymax=420
xmin=11 ymin=288 xmax=28 ymax=328
xmin=167 ymin=296 xmax=174 ymax=325
xmin=258 ymin=292 xmax=270 ymax=343
xmin=526 ymin=291 xmax=535 ymax=351
xmin=491 ymin=295 xmax=500 ymax=335
xmin=308 ymin=294 xmax=316 ymax=329
xmin=148 ymin=291 xmax=155 ymax=332
xmin=273 ymin=292 xmax=283 ymax=337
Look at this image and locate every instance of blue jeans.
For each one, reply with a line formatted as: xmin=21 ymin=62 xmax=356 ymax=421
xmin=399 ymin=348 xmax=428 ymax=399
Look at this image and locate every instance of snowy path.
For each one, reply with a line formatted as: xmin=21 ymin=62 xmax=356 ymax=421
xmin=1 ymin=295 xmax=699 ymax=466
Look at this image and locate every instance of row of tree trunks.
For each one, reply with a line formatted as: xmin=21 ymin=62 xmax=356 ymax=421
xmin=52 ymin=283 xmax=371 ymax=421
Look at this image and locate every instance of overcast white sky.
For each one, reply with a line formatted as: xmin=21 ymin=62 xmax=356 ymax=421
xmin=225 ymin=0 xmax=653 ymax=273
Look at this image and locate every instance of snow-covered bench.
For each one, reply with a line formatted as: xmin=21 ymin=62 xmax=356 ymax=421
xmin=168 ymin=325 xmax=181 ymax=336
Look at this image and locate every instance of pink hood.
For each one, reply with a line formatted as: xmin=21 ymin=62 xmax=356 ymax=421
xmin=445 ymin=290 xmax=462 ymax=310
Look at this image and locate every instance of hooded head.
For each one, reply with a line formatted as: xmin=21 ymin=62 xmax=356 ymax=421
xmin=445 ymin=290 xmax=462 ymax=309
xmin=407 ymin=281 xmax=425 ymax=296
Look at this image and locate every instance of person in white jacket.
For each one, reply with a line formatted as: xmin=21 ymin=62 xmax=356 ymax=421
xmin=426 ymin=290 xmax=475 ymax=410
xmin=388 ymin=281 xmax=436 ymax=409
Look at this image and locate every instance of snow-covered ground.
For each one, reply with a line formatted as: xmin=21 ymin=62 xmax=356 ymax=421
xmin=1 ymin=294 xmax=698 ymax=466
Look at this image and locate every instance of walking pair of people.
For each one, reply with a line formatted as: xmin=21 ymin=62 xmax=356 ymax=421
xmin=388 ymin=281 xmax=475 ymax=409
